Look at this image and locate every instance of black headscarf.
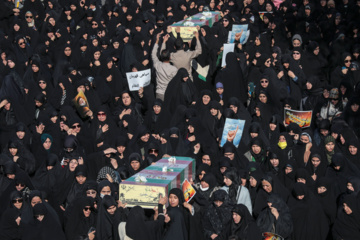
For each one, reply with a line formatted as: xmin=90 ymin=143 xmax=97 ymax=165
xmin=164 ymin=68 xmax=198 ymax=114
xmin=316 ymin=177 xmax=337 ymax=225
xmin=332 ymin=194 xmax=360 ymax=240
xmin=230 ymin=204 xmax=262 ymax=240
xmin=22 ymin=202 xmax=66 ymax=240
xmin=256 ymin=193 xmax=293 ymax=239
xmin=64 ymin=197 xmax=96 ymax=240
xmin=288 ymin=182 xmax=329 ymax=240
xmin=96 ymin=195 xmax=126 ymax=240
xmin=0 ymin=208 xmax=21 ymax=240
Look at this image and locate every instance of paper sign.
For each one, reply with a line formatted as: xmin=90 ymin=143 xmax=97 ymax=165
xmin=182 ymin=179 xmax=196 ymax=202
xmin=119 ymin=184 xmax=166 ymax=208
xmin=228 ymin=24 xmax=249 ymax=44
xmin=171 ymin=26 xmax=198 ymax=41
xmin=73 ymin=90 xmax=90 ymax=118
xmin=221 ymin=43 xmax=235 ymax=67
xmin=220 ymin=118 xmax=245 ymax=147
xmin=126 ymin=69 xmax=151 ymax=91
xmin=284 ymin=109 xmax=312 ymax=128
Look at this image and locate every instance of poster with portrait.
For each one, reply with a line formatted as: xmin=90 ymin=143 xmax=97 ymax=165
xmin=126 ymin=69 xmax=151 ymax=91
xmin=227 ymin=24 xmax=249 ymax=44
xmin=284 ymin=109 xmax=312 ymax=128
xmin=220 ymin=118 xmax=245 ymax=147
xmin=73 ymin=90 xmax=90 ymax=118
xmin=182 ymin=179 xmax=196 ymax=203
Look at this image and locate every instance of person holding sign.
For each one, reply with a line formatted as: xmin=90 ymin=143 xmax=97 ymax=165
xmin=161 ymin=26 xmax=202 ymax=80
xmin=151 ymin=32 xmax=178 ymax=101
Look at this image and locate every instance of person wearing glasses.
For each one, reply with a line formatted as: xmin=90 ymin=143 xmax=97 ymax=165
xmin=319 ymin=88 xmax=343 ymax=122
xmin=64 ymin=197 xmax=96 ymax=240
xmin=330 ymin=52 xmax=354 ymax=88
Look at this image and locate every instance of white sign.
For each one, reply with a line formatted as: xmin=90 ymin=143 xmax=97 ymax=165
xmin=221 ymin=43 xmax=235 ymax=67
xmin=126 ymin=69 xmax=151 ymax=91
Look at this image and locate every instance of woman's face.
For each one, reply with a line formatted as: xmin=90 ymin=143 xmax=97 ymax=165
xmin=255 ymin=107 xmax=260 ymax=117
xmin=122 ymin=93 xmax=131 ymax=106
xmin=97 ymin=111 xmax=107 ymax=122
xmin=169 ymin=193 xmax=179 ymax=207
xmin=131 ymin=160 xmax=140 ymax=171
xmin=94 ymin=51 xmax=101 ymax=60
xmin=222 ymin=18 xmax=229 ymax=27
xmin=76 ymin=175 xmax=86 ymax=184
xmin=285 ymin=166 xmax=293 ymax=174
xmin=198 ymin=170 xmax=205 ymax=181
xmin=49 ymin=17 xmax=55 ymax=26
xmin=32 ymin=64 xmax=39 ymax=73
xmin=101 ymin=186 xmax=111 ymax=196
xmin=255 ymin=37 xmax=261 ymax=46
xmin=351 ymin=103 xmax=359 ymax=112
xmin=64 ymin=47 xmax=72 ymax=56
xmin=249 ymin=176 xmax=257 ymax=187
xmin=83 ymin=206 xmax=92 ymax=217
xmin=262 ymin=180 xmax=272 ymax=193
xmin=313 ymin=46 xmax=320 ymax=56
xmin=232 ymin=212 xmax=241 ymax=224
xmin=210 ymin=108 xmax=218 ymax=116
xmin=325 ymin=142 xmax=335 ymax=152
xmin=266 ymin=3 xmax=273 ymax=11
xmin=229 ymin=105 xmax=238 ymax=114
xmin=140 ymin=133 xmax=150 ymax=142
xmin=25 ymin=13 xmax=33 ymax=23
xmin=293 ymin=39 xmax=301 ymax=48
xmin=306 ymin=82 xmax=312 ymax=90
xmin=250 ymin=132 xmax=258 ymax=138
xmin=270 ymin=158 xmax=279 ymax=167
xmin=31 ymin=196 xmax=42 ymax=207
xmin=188 ymin=125 xmax=194 ymax=133
xmin=259 ymin=93 xmax=267 ymax=103
xmin=39 ymin=80 xmax=47 ymax=89
xmin=153 ymin=105 xmax=161 ymax=114
xmin=224 ymin=176 xmax=232 ymax=186
xmin=69 ymin=159 xmax=78 ymax=171
xmin=9 ymin=147 xmax=18 ymax=156
xmin=311 ymin=157 xmax=321 ymax=168
xmin=349 ymin=145 xmax=358 ymax=155
xmin=117 ymin=145 xmax=125 ymax=153
xmin=43 ymin=138 xmax=52 ymax=150
xmin=252 ymin=144 xmax=261 ymax=154
xmin=113 ymin=41 xmax=120 ymax=49
xmin=202 ymin=95 xmax=211 ymax=105
xmin=14 ymin=24 xmax=20 ymax=31
xmin=107 ymin=205 xmax=117 ymax=215
xmin=347 ymin=182 xmax=354 ymax=192
xmin=269 ymin=123 xmax=276 ymax=131
xmin=12 ymin=198 xmax=23 ymax=209
xmin=292 ymin=51 xmax=301 ymax=60
xmin=264 ymin=58 xmax=271 ymax=67
xmin=260 ymin=78 xmax=269 ymax=88
xmin=317 ymin=186 xmax=327 ymax=194
xmin=323 ymin=89 xmax=329 ymax=98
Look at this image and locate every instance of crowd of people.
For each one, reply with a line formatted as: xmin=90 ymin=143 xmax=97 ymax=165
xmin=0 ymin=0 xmax=360 ymax=239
